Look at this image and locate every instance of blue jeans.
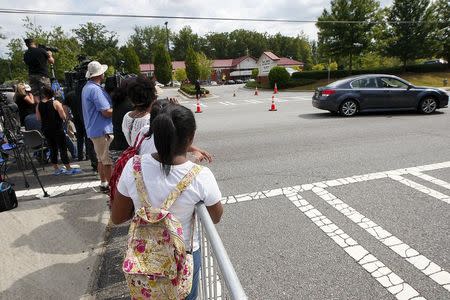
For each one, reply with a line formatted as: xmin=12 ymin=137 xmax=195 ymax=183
xmin=186 ymin=249 xmax=201 ymax=300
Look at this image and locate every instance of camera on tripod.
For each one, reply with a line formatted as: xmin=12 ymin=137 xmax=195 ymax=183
xmin=64 ymin=55 xmax=91 ymax=91
xmin=38 ymin=44 xmax=59 ymax=53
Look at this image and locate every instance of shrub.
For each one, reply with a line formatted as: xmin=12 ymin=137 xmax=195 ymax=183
xmin=180 ymin=83 xmax=209 ymax=96
xmin=286 ymin=78 xmax=317 ymax=88
xmin=268 ymin=66 xmax=290 ymax=89
xmin=291 ymin=64 xmax=449 ymax=80
xmin=251 ymin=68 xmax=259 ymax=79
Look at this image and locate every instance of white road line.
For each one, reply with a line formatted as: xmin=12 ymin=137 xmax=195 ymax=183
xmin=287 ymin=192 xmax=424 ymax=300
xmin=177 ymin=92 xmax=188 ymax=100
xmin=408 ymin=171 xmax=450 ymax=190
xmin=16 ymin=180 xmax=100 ymax=198
xmin=244 ymin=100 xmax=263 ymax=104
xmin=219 ymin=101 xmax=237 ymax=106
xmin=310 ymin=186 xmax=450 ymax=292
xmin=388 ymin=175 xmax=450 ymax=204
xmin=220 ymin=161 xmax=450 ymax=204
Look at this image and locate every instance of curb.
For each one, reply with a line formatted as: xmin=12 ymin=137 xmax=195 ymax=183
xmin=177 ymin=89 xmax=214 ymax=99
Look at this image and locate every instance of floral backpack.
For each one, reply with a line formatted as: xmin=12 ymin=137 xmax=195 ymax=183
xmin=123 ymin=155 xmax=203 ymax=299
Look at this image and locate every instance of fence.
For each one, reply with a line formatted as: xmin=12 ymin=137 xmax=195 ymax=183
xmin=195 ymin=202 xmax=247 ymax=300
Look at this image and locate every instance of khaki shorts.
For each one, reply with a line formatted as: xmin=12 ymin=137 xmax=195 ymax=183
xmin=29 ymin=75 xmax=51 ymax=95
xmin=91 ymin=135 xmax=114 ymax=165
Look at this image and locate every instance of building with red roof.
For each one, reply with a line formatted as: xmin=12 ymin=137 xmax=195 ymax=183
xmin=138 ymin=51 xmax=303 ymax=82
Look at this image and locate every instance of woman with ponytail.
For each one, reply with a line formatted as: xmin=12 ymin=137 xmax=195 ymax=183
xmin=138 ymin=98 xmax=213 ymax=163
xmin=112 ymin=104 xmax=223 ymax=300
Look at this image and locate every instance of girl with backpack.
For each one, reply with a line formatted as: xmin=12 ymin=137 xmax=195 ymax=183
xmin=111 ymin=104 xmax=223 ymax=299
xmin=36 ymin=86 xmax=81 ymax=175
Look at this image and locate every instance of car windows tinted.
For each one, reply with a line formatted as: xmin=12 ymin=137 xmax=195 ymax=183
xmin=378 ymin=78 xmax=408 ymax=89
xmin=327 ymin=79 xmax=349 ymax=88
xmin=351 ymin=78 xmax=378 ymax=88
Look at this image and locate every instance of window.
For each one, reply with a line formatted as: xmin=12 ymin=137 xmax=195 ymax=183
xmin=351 ymin=78 xmax=378 ymax=88
xmin=377 ymin=77 xmax=408 ymax=89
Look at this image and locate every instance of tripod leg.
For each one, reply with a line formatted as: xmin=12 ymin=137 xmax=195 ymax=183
xmin=13 ymin=148 xmax=30 ymax=188
xmin=22 ymin=147 xmax=49 ymax=197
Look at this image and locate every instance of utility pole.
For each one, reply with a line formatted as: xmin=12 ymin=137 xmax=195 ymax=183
xmin=164 ymin=21 xmax=172 ymax=86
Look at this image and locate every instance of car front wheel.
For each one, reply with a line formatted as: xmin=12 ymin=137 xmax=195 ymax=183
xmin=419 ymin=97 xmax=437 ymax=114
xmin=340 ymin=99 xmax=358 ymax=117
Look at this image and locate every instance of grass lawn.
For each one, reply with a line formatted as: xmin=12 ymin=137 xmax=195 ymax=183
xmin=283 ymin=71 xmax=450 ymax=91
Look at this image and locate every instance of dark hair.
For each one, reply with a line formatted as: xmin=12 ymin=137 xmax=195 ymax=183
xmin=111 ymin=77 xmax=134 ymax=109
xmin=152 ymin=105 xmax=196 ymax=176
xmin=146 ymin=98 xmax=174 ymax=138
xmin=126 ymin=75 xmax=157 ymax=112
xmin=24 ymin=38 xmax=35 ymax=48
xmin=41 ymin=86 xmax=54 ymax=99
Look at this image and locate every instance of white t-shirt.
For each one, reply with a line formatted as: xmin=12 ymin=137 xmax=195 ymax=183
xmin=122 ymin=112 xmax=150 ymax=146
xmin=137 ymin=125 xmax=156 ymax=155
xmin=117 ymin=154 xmax=222 ymax=251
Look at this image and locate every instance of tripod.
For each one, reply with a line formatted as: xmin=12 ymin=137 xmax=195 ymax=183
xmin=0 ymin=103 xmax=49 ymax=197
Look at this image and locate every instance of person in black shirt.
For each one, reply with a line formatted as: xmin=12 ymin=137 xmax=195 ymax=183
xmin=23 ymin=38 xmax=54 ymax=102
xmin=109 ymin=78 xmax=134 ymax=163
xmin=36 ymin=86 xmax=81 ymax=175
xmin=14 ymin=83 xmax=40 ymax=130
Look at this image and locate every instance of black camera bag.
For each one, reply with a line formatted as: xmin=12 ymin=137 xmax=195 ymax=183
xmin=0 ymin=182 xmax=18 ymax=212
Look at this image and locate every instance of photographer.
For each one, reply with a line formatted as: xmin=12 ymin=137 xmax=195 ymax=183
xmin=23 ymin=38 xmax=54 ymax=102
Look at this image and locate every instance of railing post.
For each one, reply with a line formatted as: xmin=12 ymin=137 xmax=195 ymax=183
xmin=195 ymin=202 xmax=247 ymax=300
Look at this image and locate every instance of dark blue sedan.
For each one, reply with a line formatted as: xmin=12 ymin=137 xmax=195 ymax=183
xmin=312 ymin=74 xmax=449 ymax=116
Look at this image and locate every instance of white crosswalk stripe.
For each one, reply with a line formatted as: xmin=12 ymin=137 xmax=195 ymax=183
xmin=219 ymin=101 xmax=237 ymax=106
xmin=220 ymin=160 xmax=450 ymax=298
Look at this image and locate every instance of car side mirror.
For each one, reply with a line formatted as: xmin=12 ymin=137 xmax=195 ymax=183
xmin=407 ymin=85 xmax=413 ymax=90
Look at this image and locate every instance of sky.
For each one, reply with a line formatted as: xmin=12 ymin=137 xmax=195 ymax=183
xmin=0 ymin=0 xmax=394 ymax=58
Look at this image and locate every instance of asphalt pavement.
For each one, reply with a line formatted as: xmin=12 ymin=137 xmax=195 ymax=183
xmin=1 ymin=84 xmax=450 ymax=299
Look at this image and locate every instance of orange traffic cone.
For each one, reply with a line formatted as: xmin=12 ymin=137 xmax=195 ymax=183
xmin=269 ymin=95 xmax=277 ymax=111
xmin=273 ymin=82 xmax=278 ymax=94
xmin=254 ymin=86 xmax=259 ymax=96
xmin=195 ymin=96 xmax=202 ymax=113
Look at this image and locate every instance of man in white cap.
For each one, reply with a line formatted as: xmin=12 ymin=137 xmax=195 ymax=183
xmin=82 ymin=61 xmax=113 ymax=192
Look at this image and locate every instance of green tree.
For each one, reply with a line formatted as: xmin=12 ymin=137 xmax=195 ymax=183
xmin=185 ymin=47 xmax=200 ymax=83
xmin=317 ymin=0 xmax=380 ymax=72
xmin=172 ymin=26 xmax=202 ymax=61
xmin=384 ymin=0 xmax=435 ymax=68
xmin=197 ymin=52 xmax=212 ymax=80
xmin=119 ymin=46 xmax=140 ymax=74
xmin=429 ymin=0 xmax=450 ymax=63
xmin=205 ymin=32 xmax=230 ymax=58
xmin=7 ymin=38 xmax=27 ymax=81
xmin=153 ymin=44 xmax=172 ymax=85
xmin=72 ymin=22 xmax=118 ymax=58
xmin=268 ymin=66 xmax=290 ymax=89
xmin=127 ymin=26 xmax=168 ymax=63
xmin=251 ymin=68 xmax=259 ymax=79
xmin=173 ymin=68 xmax=187 ymax=82
xmin=312 ymin=63 xmax=326 ymax=71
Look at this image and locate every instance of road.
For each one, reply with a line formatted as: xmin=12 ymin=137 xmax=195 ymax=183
xmin=169 ymin=84 xmax=450 ymax=299
xmin=2 ymin=84 xmax=449 ymax=299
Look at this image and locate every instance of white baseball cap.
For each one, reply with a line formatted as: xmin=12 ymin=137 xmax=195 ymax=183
xmin=85 ymin=61 xmax=108 ymax=79
xmin=24 ymin=84 xmax=31 ymax=92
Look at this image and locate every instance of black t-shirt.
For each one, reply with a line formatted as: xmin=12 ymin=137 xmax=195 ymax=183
xmin=23 ymin=47 xmax=49 ymax=77
xmin=38 ymin=99 xmax=63 ymax=134
xmin=109 ymin=99 xmax=133 ymax=151
xmin=15 ymin=94 xmax=36 ymax=126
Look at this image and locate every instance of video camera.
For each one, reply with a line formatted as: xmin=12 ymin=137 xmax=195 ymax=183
xmin=38 ymin=44 xmax=59 ymax=53
xmin=64 ymin=55 xmax=91 ymax=91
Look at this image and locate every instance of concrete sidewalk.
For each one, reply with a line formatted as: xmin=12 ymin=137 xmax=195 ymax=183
xmin=0 ymin=191 xmax=110 ymax=299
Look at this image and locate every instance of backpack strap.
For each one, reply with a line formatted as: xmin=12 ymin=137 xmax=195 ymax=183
xmin=162 ymin=164 xmax=203 ymax=211
xmin=132 ymin=155 xmax=152 ymax=209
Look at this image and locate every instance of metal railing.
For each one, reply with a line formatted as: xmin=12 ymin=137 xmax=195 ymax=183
xmin=195 ymin=202 xmax=247 ymax=300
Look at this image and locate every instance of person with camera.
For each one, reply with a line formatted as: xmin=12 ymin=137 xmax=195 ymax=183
xmin=82 ymin=61 xmax=113 ymax=192
xmin=23 ymin=38 xmax=54 ymax=102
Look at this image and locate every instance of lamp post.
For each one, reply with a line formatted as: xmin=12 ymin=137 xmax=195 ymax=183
xmin=164 ymin=21 xmax=172 ymax=86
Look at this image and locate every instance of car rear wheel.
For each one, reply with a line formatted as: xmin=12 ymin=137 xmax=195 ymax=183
xmin=340 ymin=99 xmax=358 ymax=117
xmin=419 ymin=97 xmax=437 ymax=114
